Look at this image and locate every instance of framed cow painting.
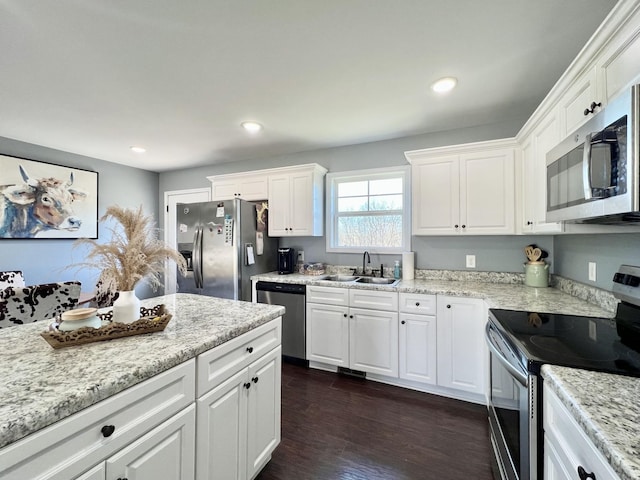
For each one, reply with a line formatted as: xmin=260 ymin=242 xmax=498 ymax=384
xmin=0 ymin=154 xmax=98 ymax=239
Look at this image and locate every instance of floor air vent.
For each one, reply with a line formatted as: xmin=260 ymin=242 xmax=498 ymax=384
xmin=337 ymin=367 xmax=366 ymax=379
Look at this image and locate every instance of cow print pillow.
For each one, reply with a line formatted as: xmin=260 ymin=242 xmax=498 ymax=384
xmin=0 ymin=281 xmax=81 ymax=328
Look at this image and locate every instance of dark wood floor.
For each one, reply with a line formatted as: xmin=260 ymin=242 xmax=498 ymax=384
xmin=256 ymin=362 xmax=494 ymax=480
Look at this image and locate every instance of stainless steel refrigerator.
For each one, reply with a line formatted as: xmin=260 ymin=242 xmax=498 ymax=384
xmin=176 ymin=198 xmax=278 ymax=301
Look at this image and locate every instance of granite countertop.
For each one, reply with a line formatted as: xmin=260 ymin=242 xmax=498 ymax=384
xmin=542 ymin=365 xmax=640 ymax=480
xmin=253 ymin=272 xmax=615 ymax=318
xmin=0 ymin=293 xmax=285 ymax=450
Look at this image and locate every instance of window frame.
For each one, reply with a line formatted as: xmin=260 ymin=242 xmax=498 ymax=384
xmin=325 ymin=166 xmax=411 ymax=254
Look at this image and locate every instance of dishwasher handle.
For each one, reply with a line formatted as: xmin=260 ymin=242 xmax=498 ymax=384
xmin=256 ymin=281 xmax=306 ymax=295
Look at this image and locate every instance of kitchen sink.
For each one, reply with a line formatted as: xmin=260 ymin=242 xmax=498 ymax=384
xmin=320 ymin=275 xmax=360 ymax=282
xmin=355 ymin=277 xmax=399 ymax=285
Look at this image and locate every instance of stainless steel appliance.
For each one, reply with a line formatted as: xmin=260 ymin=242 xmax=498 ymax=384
xmin=277 ymin=248 xmax=296 ymax=274
xmin=176 ymin=199 xmax=278 ymax=301
xmin=256 ymin=281 xmax=307 ymax=363
xmin=486 ymin=265 xmax=640 ymax=480
xmin=546 ymin=83 xmax=640 ymax=224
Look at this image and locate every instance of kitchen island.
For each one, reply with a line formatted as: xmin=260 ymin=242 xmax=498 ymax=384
xmin=0 ymin=293 xmax=284 ymax=480
xmin=542 ymin=365 xmax=640 ymax=480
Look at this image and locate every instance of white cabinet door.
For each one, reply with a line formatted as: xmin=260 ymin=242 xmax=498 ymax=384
xmin=246 ymin=348 xmax=281 ymax=480
xmin=411 ymin=155 xmax=460 ymax=235
xmin=267 ymin=174 xmax=292 ymax=236
xmin=399 ymin=312 xmax=437 ymax=385
xmin=349 ymin=308 xmax=398 ymax=377
xmin=436 ymin=296 xmax=487 ymax=395
xmin=288 ymin=170 xmax=315 ymax=236
xmin=460 ymin=149 xmax=515 ymax=235
xmin=210 ymin=174 xmax=268 ymax=201
xmin=306 ymin=302 xmax=349 ymax=366
xmin=107 ymin=405 xmax=196 ymax=480
xmin=559 ymin=66 xmax=601 ymax=138
xmin=196 ymin=369 xmax=248 ymax=480
xmin=532 ymin=114 xmax=563 ymax=233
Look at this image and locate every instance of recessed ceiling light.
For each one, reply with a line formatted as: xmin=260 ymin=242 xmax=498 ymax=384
xmin=431 ymin=77 xmax=458 ymax=94
xmin=241 ymin=121 xmax=262 ymax=133
xmin=130 ymin=146 xmax=146 ymax=153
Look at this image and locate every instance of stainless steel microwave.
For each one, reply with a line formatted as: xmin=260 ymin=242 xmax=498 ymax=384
xmin=546 ymin=84 xmax=640 ymax=224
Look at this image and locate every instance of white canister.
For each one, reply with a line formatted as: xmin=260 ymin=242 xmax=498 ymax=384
xmin=59 ymin=307 xmax=101 ymax=331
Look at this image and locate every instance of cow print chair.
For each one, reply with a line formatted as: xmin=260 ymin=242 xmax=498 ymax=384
xmin=0 ymin=281 xmax=81 ymax=328
xmin=0 ymin=270 xmax=26 ymax=290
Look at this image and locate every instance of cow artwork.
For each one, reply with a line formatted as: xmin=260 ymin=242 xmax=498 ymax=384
xmin=0 ymin=165 xmax=88 ymax=238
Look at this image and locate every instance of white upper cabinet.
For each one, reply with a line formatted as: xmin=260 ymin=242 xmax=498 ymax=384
xmin=208 ymin=172 xmax=268 ymax=201
xmin=268 ymin=164 xmax=327 ymax=237
xmin=406 ymin=140 xmax=516 ymax=235
xmin=520 ymin=113 xmax=564 ymax=234
xmin=558 ymin=65 xmax=601 ymax=138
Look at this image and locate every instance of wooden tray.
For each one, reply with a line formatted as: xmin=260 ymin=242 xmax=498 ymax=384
xmin=41 ymin=304 xmax=171 ymax=349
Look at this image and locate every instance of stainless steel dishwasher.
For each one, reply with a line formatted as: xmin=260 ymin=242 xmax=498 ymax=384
xmin=256 ymin=281 xmax=307 ymax=364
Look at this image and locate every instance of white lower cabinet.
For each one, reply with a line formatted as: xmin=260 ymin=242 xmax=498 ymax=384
xmin=399 ymin=293 xmax=437 ymax=386
xmin=196 ymin=320 xmax=282 ymax=480
xmin=436 ymin=295 xmax=487 ymax=396
xmin=306 ymin=286 xmax=398 ymax=376
xmin=76 ymin=464 xmax=106 ymax=480
xmin=544 ymin=384 xmax=619 ymax=480
xmin=105 ymin=405 xmax=196 ymax=480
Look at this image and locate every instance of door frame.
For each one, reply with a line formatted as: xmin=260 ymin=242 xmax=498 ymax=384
xmin=163 ymin=188 xmax=211 ymax=293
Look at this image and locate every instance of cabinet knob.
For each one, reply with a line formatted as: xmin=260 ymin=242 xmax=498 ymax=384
xmin=101 ymin=425 xmax=116 ymax=437
xmin=583 ymin=101 xmax=602 ymax=116
xmin=454 ymin=224 xmax=459 ymax=228
xmin=577 ymin=466 xmax=596 ymax=480
xmin=401 ymin=320 xmax=406 ymax=325
xmin=526 ymin=221 xmax=533 ymax=225
xmin=461 ymin=225 xmax=466 ymax=229
xmin=447 ymin=305 xmax=451 ymax=308
xmin=117 ymin=478 xmax=129 ymax=480
xmin=244 ymin=382 xmax=251 ymax=389
xmin=415 ymin=302 xmax=420 ymax=306
xmin=252 ymin=376 xmax=259 ymax=383
xmin=343 ymin=313 xmax=347 ymax=317
xmin=349 ymin=315 xmax=354 ymax=319
xmin=246 ymin=346 xmax=254 ymax=353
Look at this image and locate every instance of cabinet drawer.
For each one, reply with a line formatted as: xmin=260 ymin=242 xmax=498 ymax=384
xmin=543 ymin=386 xmax=619 ymax=480
xmin=0 ymin=360 xmax=195 ymax=480
xmin=306 ymin=286 xmax=349 ymax=306
xmin=197 ymin=318 xmax=281 ymax=396
xmin=399 ymin=293 xmax=436 ymax=315
xmin=349 ymin=289 xmax=398 ymax=312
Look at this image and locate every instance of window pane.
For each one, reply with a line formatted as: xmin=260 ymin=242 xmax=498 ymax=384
xmin=370 ymin=178 xmax=402 ymax=195
xmin=337 ymin=215 xmax=403 ymax=247
xmin=369 ymin=194 xmax=403 ymax=211
xmin=338 ymin=181 xmax=368 ymax=197
xmin=338 ymin=196 xmax=369 ymax=212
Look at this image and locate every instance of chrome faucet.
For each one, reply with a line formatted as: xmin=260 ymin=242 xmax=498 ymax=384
xmin=362 ymin=251 xmax=371 ymax=275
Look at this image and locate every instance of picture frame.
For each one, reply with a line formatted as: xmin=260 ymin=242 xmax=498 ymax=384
xmin=0 ymin=154 xmax=98 ymax=239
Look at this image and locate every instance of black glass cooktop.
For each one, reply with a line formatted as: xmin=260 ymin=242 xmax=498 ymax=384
xmin=489 ymin=304 xmax=640 ymax=377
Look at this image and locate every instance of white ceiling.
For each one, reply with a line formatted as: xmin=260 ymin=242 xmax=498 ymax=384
xmin=0 ymin=1 xmax=617 ymax=173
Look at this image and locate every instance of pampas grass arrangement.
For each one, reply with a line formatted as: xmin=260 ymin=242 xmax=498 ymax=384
xmin=74 ymin=205 xmax=186 ymax=292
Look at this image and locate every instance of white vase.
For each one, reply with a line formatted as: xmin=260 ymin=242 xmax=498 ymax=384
xmin=112 ymin=290 xmax=141 ymax=324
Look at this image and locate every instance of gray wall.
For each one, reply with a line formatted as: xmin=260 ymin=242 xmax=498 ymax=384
xmin=159 ymin=118 xmax=541 ymax=273
xmin=554 ymin=233 xmax=640 ymax=290
xmin=0 ymin=137 xmax=160 ymax=299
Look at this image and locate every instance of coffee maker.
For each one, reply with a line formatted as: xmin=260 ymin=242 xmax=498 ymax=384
xmin=277 ymin=248 xmax=296 ymax=274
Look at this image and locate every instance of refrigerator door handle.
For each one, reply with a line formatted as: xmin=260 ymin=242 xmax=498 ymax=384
xmin=193 ymin=226 xmax=203 ymax=288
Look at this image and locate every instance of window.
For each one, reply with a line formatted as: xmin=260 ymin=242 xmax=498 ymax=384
xmin=326 ymin=166 xmax=411 ymax=253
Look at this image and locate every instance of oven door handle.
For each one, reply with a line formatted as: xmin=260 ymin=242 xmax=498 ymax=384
xmin=485 ymin=322 xmax=528 ymax=387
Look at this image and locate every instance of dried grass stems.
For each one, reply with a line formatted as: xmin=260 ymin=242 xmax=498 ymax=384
xmin=74 ymin=205 xmax=186 ymax=292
